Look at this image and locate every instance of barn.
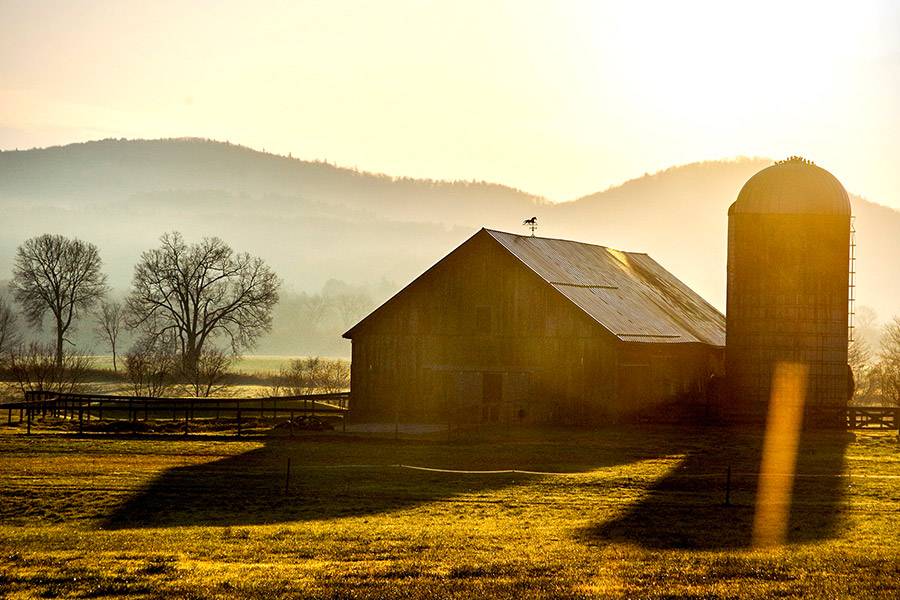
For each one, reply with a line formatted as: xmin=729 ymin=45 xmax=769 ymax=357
xmin=343 ymin=228 xmax=725 ymax=425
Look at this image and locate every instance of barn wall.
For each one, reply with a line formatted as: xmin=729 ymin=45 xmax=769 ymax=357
xmin=348 ymin=231 xmax=723 ymax=424
xmin=615 ymin=343 xmax=724 ymax=418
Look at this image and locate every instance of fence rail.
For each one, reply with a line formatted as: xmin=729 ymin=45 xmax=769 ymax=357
xmin=1 ymin=390 xmax=350 ymax=436
xmin=847 ymin=407 xmax=898 ymax=430
xmin=1 ymin=392 xmax=895 ymax=436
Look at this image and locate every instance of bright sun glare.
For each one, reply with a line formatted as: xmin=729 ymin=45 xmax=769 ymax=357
xmin=2 ymin=0 xmax=898 ymax=203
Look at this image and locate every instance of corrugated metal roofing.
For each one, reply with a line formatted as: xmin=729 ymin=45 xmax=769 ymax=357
xmin=486 ymin=229 xmax=725 ymax=346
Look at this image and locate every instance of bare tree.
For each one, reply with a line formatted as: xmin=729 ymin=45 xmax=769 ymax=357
xmin=331 ymin=293 xmax=373 ymax=328
xmin=266 ymin=368 xmax=285 ymax=397
xmin=280 ymin=357 xmax=322 ymax=395
xmin=854 ymin=305 xmax=881 ymax=350
xmin=94 ymin=300 xmax=125 ymax=372
xmin=9 ymin=234 xmax=107 ymax=367
xmin=182 ymin=346 xmax=233 ymax=398
xmin=848 ymin=337 xmax=872 ymax=402
xmin=0 ymin=300 xmax=21 ymax=398
xmin=319 ymin=358 xmax=350 ymax=393
xmin=7 ymin=342 xmax=95 ymax=394
xmin=125 ymin=232 xmax=280 ymax=372
xmin=280 ymin=356 xmax=349 ymax=395
xmin=124 ymin=335 xmax=178 ymax=398
xmin=300 ymin=294 xmax=331 ymax=329
xmin=0 ymin=297 xmax=20 ymax=358
xmin=878 ymin=317 xmax=900 ymax=406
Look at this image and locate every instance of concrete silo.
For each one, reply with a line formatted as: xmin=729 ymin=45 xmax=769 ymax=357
xmin=725 ymin=157 xmax=851 ymax=425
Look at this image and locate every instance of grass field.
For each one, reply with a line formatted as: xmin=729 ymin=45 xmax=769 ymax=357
xmin=0 ymin=425 xmax=897 ymax=598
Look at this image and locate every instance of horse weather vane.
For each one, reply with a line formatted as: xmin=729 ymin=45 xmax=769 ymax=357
xmin=523 ymin=216 xmax=538 ymax=237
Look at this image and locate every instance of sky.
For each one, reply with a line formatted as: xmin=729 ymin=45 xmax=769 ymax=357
xmin=1 ymin=0 xmax=899 ymax=206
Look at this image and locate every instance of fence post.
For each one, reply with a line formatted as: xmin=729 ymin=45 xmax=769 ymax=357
xmin=78 ymin=406 xmax=84 ymax=435
xmin=26 ymin=405 xmax=31 ymax=435
xmin=184 ymin=407 xmax=189 ymax=437
xmin=236 ymin=401 xmax=242 ymax=437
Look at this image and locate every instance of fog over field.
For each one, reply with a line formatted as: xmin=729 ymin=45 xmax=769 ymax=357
xmin=2 ymin=138 xmax=898 ymax=356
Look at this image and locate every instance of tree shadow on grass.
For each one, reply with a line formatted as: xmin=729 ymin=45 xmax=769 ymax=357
xmin=104 ymin=428 xmax=666 ymax=530
xmin=579 ymin=428 xmax=851 ymax=549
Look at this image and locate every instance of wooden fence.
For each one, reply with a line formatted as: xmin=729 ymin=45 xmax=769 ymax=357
xmin=0 ymin=390 xmax=350 ymax=436
xmin=1 ymin=391 xmax=895 ymax=436
xmin=847 ymin=406 xmax=899 ymax=430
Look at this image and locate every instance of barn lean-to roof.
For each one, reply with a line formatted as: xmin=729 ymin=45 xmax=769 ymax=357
xmin=344 ymin=228 xmax=725 ymax=346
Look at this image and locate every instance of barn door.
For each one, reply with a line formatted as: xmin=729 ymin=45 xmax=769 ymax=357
xmin=482 ymin=373 xmax=502 ymax=423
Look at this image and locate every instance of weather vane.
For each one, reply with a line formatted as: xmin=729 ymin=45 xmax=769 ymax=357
xmin=523 ymin=216 xmax=538 ymax=237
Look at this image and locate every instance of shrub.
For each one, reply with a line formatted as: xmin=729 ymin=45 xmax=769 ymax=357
xmin=278 ymin=357 xmax=349 ymax=395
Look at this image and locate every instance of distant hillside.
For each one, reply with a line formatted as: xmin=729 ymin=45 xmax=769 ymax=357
xmin=1 ymin=139 xmax=897 ymax=355
xmin=556 ymin=160 xmax=899 ymax=323
xmin=0 ymin=138 xmax=544 ymax=297
xmin=0 ymin=138 xmax=546 ymax=223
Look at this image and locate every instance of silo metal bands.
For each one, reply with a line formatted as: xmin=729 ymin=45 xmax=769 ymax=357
xmin=725 ymin=157 xmax=851 ymax=426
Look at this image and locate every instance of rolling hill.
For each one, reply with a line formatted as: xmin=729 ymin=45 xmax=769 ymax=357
xmin=1 ymin=138 xmax=897 ymax=355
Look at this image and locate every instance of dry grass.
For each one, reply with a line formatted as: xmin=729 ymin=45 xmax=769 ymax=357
xmin=0 ymin=425 xmax=897 ymax=598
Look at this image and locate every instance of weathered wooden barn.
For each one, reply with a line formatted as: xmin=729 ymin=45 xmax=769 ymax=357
xmin=343 ymin=229 xmax=725 ymax=424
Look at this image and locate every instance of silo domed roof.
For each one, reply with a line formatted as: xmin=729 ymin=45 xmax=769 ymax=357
xmin=728 ymin=157 xmax=851 ymax=216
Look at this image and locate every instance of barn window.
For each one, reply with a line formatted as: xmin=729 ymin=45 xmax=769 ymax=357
xmin=475 ymin=306 xmax=492 ymax=334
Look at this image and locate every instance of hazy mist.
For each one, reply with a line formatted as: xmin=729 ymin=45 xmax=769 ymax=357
xmin=2 ymin=138 xmax=897 ymax=356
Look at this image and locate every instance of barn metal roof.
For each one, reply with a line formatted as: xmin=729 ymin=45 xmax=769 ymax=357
xmin=486 ymin=229 xmax=725 ymax=346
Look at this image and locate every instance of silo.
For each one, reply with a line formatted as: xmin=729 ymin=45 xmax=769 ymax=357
xmin=725 ymin=157 xmax=851 ymax=426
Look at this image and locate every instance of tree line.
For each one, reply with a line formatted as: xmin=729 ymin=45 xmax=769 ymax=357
xmin=848 ymin=307 xmax=900 ymax=407
xmin=259 ymin=279 xmax=386 ymax=356
xmin=0 ymin=232 xmax=282 ymax=397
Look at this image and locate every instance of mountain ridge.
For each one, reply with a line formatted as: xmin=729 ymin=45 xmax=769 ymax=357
xmin=1 ymin=138 xmax=897 ymax=354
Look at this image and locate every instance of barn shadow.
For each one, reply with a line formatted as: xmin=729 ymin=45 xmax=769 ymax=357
xmin=103 ymin=427 xmax=662 ymax=530
xmin=578 ymin=427 xmax=851 ymax=549
xmin=103 ymin=424 xmax=850 ymax=544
